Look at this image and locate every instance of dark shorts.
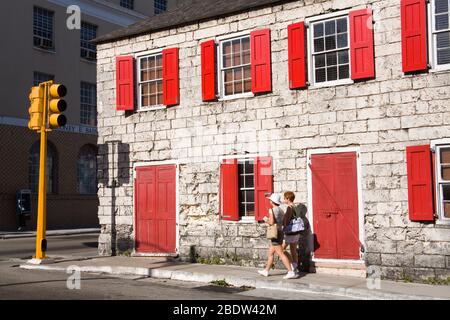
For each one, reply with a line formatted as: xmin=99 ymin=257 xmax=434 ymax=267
xmin=270 ymin=231 xmax=284 ymax=246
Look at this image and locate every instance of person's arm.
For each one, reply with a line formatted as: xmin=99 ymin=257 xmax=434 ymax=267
xmin=282 ymin=206 xmax=293 ymax=227
xmin=268 ymin=209 xmax=275 ymax=226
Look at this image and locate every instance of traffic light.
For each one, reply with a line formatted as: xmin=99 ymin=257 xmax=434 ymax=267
xmin=28 ymin=86 xmax=44 ymax=131
xmin=48 ymin=84 xmax=67 ymax=129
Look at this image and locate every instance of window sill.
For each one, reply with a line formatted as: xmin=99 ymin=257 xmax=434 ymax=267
xmin=81 ymin=58 xmax=97 ymax=64
xmin=137 ymin=105 xmax=166 ymax=112
xmin=239 ymin=216 xmax=257 ymax=224
xmin=218 ymin=92 xmax=254 ymax=102
xmin=308 ymin=79 xmax=354 ymax=90
xmin=435 ymin=219 xmax=450 ymax=227
xmin=33 ymin=46 xmax=56 ymax=54
xmin=429 ymin=65 xmax=450 ymax=74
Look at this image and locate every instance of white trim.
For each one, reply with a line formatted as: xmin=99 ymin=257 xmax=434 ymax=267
xmin=306 ymin=147 xmax=365 ymax=262
xmin=434 ymin=144 xmax=450 ymax=225
xmin=136 ymin=51 xmax=164 ymax=111
xmin=306 ymin=11 xmax=353 ymax=87
xmin=312 ymin=258 xmax=366 ymax=265
xmin=219 ymin=153 xmax=267 ymax=161
xmin=132 ymin=161 xmax=180 ymax=256
xmin=428 ymin=0 xmax=450 ymax=71
xmin=217 ymin=33 xmax=253 ymax=100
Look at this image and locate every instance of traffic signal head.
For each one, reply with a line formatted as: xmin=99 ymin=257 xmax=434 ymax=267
xmin=48 ymin=84 xmax=67 ymax=129
xmin=28 ymin=86 xmax=44 ymax=131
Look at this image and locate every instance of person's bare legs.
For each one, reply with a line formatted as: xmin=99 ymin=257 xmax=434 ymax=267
xmin=290 ymin=242 xmax=299 ymax=267
xmin=282 ymin=242 xmax=293 ymax=263
xmin=264 ymin=245 xmax=276 ymax=271
xmin=273 ymin=245 xmax=292 ymax=272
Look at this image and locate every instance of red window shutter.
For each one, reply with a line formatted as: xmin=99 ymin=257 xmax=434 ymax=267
xmin=349 ymin=8 xmax=375 ymax=80
xmin=116 ymin=56 xmax=135 ymax=111
xmin=162 ymin=48 xmax=179 ymax=106
xmin=401 ymin=0 xmax=428 ymax=73
xmin=254 ymin=157 xmax=273 ymax=222
xmin=406 ymin=145 xmax=434 ymax=221
xmin=288 ymin=22 xmax=307 ymax=89
xmin=201 ymin=40 xmax=216 ymax=102
xmin=251 ymin=29 xmax=272 ymax=94
xmin=220 ymin=159 xmax=239 ymax=221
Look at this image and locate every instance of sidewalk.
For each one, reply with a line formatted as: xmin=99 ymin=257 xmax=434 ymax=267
xmin=0 ymin=228 xmax=100 ymax=239
xmin=19 ymin=256 xmax=450 ymax=300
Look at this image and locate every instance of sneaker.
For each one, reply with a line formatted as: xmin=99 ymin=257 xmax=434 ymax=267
xmin=283 ymin=271 xmax=298 ymax=279
xmin=258 ymin=269 xmax=269 ymax=277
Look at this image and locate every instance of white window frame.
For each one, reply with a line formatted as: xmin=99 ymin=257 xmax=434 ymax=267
xmin=238 ymin=158 xmax=256 ymax=218
xmin=217 ymin=32 xmax=254 ymax=101
xmin=306 ymin=10 xmax=354 ymax=89
xmin=135 ymin=50 xmax=165 ymax=111
xmin=428 ymin=0 xmax=450 ymax=72
xmin=80 ymin=21 xmax=98 ymax=61
xmin=431 ymin=139 xmax=450 ymax=225
xmin=80 ymin=82 xmax=97 ymax=126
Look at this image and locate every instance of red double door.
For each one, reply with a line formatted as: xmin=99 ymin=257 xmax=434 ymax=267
xmin=135 ymin=165 xmax=176 ymax=254
xmin=311 ymin=152 xmax=360 ymax=260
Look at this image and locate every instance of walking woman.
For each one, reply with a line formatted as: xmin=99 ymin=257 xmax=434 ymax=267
xmin=258 ymin=193 xmax=297 ymax=279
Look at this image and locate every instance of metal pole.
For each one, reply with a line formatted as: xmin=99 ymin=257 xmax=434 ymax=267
xmin=35 ymin=83 xmax=48 ymax=260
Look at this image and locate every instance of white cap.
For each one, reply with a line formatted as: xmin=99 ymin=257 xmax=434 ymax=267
xmin=267 ymin=193 xmax=282 ymax=205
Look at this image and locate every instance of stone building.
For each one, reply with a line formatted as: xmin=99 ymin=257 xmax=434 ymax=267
xmin=94 ymin=0 xmax=450 ymax=281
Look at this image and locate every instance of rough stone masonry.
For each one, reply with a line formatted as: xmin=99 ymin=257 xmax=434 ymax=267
xmin=95 ymin=0 xmax=450 ymax=281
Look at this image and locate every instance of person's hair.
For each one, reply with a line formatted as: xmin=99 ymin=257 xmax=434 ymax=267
xmin=284 ymin=191 xmax=295 ymax=202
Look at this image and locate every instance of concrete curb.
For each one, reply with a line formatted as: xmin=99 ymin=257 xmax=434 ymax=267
xmin=19 ymin=263 xmax=442 ymax=300
xmin=0 ymin=228 xmax=100 ymax=239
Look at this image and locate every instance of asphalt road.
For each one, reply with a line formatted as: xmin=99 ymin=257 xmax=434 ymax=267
xmin=0 ymin=234 xmax=99 ymax=260
xmin=0 ymin=234 xmax=353 ymax=300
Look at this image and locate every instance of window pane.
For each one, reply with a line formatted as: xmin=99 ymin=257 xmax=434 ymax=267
xmin=437 ymin=48 xmax=450 ymax=65
xmin=244 ymin=79 xmax=252 ymax=92
xmin=246 ymin=190 xmax=254 ymax=203
xmin=155 ymin=55 xmax=162 ymax=67
xmin=142 ymin=83 xmax=150 ymax=95
xmin=314 ymin=37 xmax=325 ymax=52
xmin=149 ymin=57 xmax=156 ymax=68
xmin=435 ymin=0 xmax=449 ymax=14
xmin=243 ymin=66 xmax=251 ymax=79
xmin=141 ymin=70 xmax=149 ymax=82
xmin=149 ymin=95 xmax=157 ymax=106
xmin=444 ymin=202 xmax=450 ymax=218
xmin=233 ymin=53 xmax=241 ymax=66
xmin=440 ymin=148 xmax=450 ymax=163
xmin=325 ymin=20 xmax=336 ymax=35
xmin=337 ymin=33 xmax=348 ymax=48
xmin=245 ymin=160 xmax=254 ymax=173
xmin=443 ymin=185 xmax=450 ymax=199
xmin=442 ymin=166 xmax=450 ymax=180
xmin=232 ymin=39 xmax=241 ymax=55
xmin=315 ymin=54 xmax=326 ymax=68
xmin=327 ymin=66 xmax=338 ymax=81
xmin=156 ymin=67 xmax=163 ymax=79
xmin=224 ymin=54 xmax=232 ymax=68
xmin=225 ymin=83 xmax=233 ymax=95
xmin=246 ymin=203 xmax=255 ymax=216
xmin=239 ymin=203 xmax=246 ymax=215
xmin=239 ymin=175 xmax=245 ymax=188
xmin=150 ymin=82 xmax=157 ymax=94
xmin=315 ymin=68 xmax=326 ymax=83
xmin=242 ymin=37 xmax=250 ymax=51
xmin=339 ymin=65 xmax=349 ymax=79
xmin=157 ymin=81 xmax=163 ymax=94
xmin=326 ymin=52 xmax=337 ymax=66
xmin=223 ymin=42 xmax=231 ymax=55
xmin=336 ymin=18 xmax=347 ymax=33
xmin=238 ymin=162 xmax=244 ymax=175
xmin=242 ymin=51 xmax=250 ymax=65
xmin=245 ymin=175 xmax=254 ymax=188
xmin=149 ymin=69 xmax=156 ymax=81
xmin=437 ymin=31 xmax=450 ymax=49
xmin=325 ymin=36 xmax=336 ymax=50
xmin=224 ymin=70 xmax=233 ymax=83
xmin=157 ymin=93 xmax=163 ymax=105
xmin=234 ymin=81 xmax=243 ymax=94
xmin=234 ymin=68 xmax=243 ymax=81
xmin=142 ymin=95 xmax=149 ymax=107
xmin=435 ymin=13 xmax=449 ymax=30
xmin=338 ymin=50 xmax=349 ymax=64
xmin=141 ymin=58 xmax=149 ymax=69
xmin=314 ymin=23 xmax=324 ymax=38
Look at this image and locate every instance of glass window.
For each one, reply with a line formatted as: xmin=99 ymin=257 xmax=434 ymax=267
xmin=80 ymin=82 xmax=97 ymax=126
xmin=220 ymin=36 xmax=252 ymax=97
xmin=120 ymin=0 xmax=134 ymax=10
xmin=433 ymin=0 xmax=450 ymax=66
xmin=437 ymin=146 xmax=450 ymax=220
xmin=33 ymin=72 xmax=54 ymax=86
xmin=77 ymin=145 xmax=97 ymax=194
xmin=238 ymin=159 xmax=255 ymax=217
xmin=311 ymin=16 xmax=350 ymax=84
xmin=29 ymin=141 xmax=57 ymax=194
xmin=33 ymin=6 xmax=54 ymax=50
xmin=138 ymin=54 xmax=163 ymax=108
xmin=154 ymin=0 xmax=167 ymax=14
xmin=81 ymin=22 xmax=97 ymax=60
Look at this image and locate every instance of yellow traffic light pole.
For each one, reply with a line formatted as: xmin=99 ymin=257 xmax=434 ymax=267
xmin=28 ymin=80 xmax=67 ymax=262
xmin=35 ymin=82 xmax=48 ymax=260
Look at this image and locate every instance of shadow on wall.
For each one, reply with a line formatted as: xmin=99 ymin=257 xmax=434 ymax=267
xmin=97 ymin=140 xmax=131 ymax=256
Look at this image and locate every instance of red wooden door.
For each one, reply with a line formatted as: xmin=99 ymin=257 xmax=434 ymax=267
xmin=135 ymin=165 xmax=176 ymax=254
xmin=311 ymin=152 xmax=360 ymax=260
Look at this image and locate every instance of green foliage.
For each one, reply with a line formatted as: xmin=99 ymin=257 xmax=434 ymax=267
xmin=422 ymin=277 xmax=450 ymax=286
xmin=211 ymin=279 xmax=232 ymax=287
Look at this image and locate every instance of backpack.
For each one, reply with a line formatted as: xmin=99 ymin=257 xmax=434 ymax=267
xmin=283 ymin=205 xmax=305 ymax=235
